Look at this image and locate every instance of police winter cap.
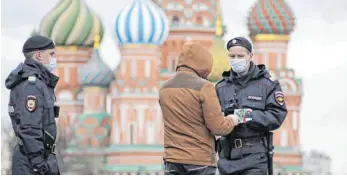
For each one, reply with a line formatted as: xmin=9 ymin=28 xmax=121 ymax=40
xmin=226 ymin=37 xmax=252 ymax=52
xmin=22 ymin=35 xmax=55 ymax=53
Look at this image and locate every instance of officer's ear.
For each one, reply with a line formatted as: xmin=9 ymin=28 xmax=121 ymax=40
xmin=35 ymin=51 xmax=43 ymax=62
xmin=248 ymin=52 xmax=254 ymax=60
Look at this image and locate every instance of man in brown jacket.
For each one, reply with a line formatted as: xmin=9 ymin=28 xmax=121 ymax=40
xmin=159 ymin=42 xmax=240 ymax=175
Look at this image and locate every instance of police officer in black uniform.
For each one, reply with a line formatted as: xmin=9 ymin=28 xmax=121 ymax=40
xmin=215 ymin=37 xmax=288 ymax=175
xmin=5 ymin=35 xmax=60 ymax=175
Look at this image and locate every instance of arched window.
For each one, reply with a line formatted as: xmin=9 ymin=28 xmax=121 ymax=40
xmin=292 ymin=111 xmax=298 ymax=130
xmin=168 ymin=56 xmax=178 ymax=72
xmin=279 ymin=78 xmax=297 ymax=92
xmin=280 ymin=129 xmax=288 ymax=147
xmin=203 ymin=18 xmax=210 ymax=26
xmin=147 ymin=123 xmax=155 ymax=144
xmin=196 ymin=16 xmax=203 ymax=25
xmin=130 ymin=124 xmax=135 ymax=144
xmin=77 ymin=91 xmax=84 ymax=100
xmin=172 ymin=16 xmax=180 ymax=25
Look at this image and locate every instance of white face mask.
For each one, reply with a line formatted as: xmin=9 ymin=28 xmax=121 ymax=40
xmin=229 ymin=58 xmax=249 ymax=73
xmin=45 ymin=57 xmax=57 ymax=72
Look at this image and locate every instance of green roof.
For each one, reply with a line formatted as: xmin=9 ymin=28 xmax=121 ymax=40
xmin=79 ymin=112 xmax=110 ymax=122
xmin=283 ymin=165 xmax=305 ymax=172
xmin=65 ymin=145 xmax=164 ymax=155
xmin=103 ymin=164 xmax=164 ymax=172
xmin=274 ymin=147 xmax=302 ymax=154
xmin=64 ymin=147 xmax=107 ymax=154
xmin=160 ymin=68 xmax=168 ymax=73
xmin=106 ymin=144 xmax=164 ymax=152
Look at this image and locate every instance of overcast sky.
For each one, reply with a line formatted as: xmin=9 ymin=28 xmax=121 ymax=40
xmin=1 ymin=0 xmax=347 ymax=174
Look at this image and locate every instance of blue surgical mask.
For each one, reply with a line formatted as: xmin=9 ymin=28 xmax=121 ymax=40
xmin=45 ymin=57 xmax=57 ymax=72
xmin=229 ymin=58 xmax=248 ymax=73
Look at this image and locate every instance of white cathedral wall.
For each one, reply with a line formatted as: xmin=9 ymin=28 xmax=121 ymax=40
xmin=110 ymin=101 xmax=162 ymax=145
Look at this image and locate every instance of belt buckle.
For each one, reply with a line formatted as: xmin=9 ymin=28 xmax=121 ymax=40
xmin=234 ymin=139 xmax=242 ymax=148
xmin=51 ymin=144 xmax=56 ymax=154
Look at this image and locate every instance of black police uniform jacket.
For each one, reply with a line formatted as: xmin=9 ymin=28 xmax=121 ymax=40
xmin=5 ymin=58 xmax=59 ymax=173
xmin=215 ymin=62 xmax=287 ymax=138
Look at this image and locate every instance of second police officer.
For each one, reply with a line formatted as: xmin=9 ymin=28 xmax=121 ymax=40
xmin=5 ymin=35 xmax=60 ymax=175
xmin=215 ymin=37 xmax=288 ymax=175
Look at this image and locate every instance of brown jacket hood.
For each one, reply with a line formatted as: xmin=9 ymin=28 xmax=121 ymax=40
xmin=176 ymin=42 xmax=213 ymax=79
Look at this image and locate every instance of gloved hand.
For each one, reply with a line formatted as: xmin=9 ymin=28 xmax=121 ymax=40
xmin=33 ymin=162 xmax=49 ymax=175
xmin=30 ymin=155 xmax=49 ymax=175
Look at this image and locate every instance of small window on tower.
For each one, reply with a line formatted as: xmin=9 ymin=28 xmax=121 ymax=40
xmin=171 ymin=56 xmax=177 ymax=72
xmin=130 ymin=124 xmax=134 ymax=145
xmin=280 ymin=129 xmax=288 ymax=147
xmin=292 ymin=111 xmax=298 ymax=130
xmin=172 ymin=16 xmax=180 ymax=25
xmin=203 ymin=18 xmax=210 ymax=26
xmin=196 ymin=16 xmax=203 ymax=25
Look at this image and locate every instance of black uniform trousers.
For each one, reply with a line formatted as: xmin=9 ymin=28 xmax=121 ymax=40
xmin=164 ymin=160 xmax=217 ymax=175
xmin=217 ymin=139 xmax=268 ymax=175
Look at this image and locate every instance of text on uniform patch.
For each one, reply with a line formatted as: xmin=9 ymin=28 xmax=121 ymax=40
xmin=247 ymin=95 xmax=262 ymax=101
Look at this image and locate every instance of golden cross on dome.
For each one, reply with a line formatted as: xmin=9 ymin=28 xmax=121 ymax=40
xmin=215 ymin=0 xmax=223 ymax=36
xmin=93 ymin=35 xmax=100 ymax=48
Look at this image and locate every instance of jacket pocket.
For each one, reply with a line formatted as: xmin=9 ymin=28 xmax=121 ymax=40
xmin=43 ymin=100 xmax=55 ymax=124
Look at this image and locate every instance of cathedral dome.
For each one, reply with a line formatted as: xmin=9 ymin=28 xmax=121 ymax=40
xmin=114 ymin=0 xmax=169 ymax=45
xmin=79 ymin=36 xmax=115 ymax=87
xmin=247 ymin=0 xmax=295 ymax=36
xmin=39 ymin=0 xmax=104 ymax=47
xmin=208 ymin=36 xmax=230 ymax=82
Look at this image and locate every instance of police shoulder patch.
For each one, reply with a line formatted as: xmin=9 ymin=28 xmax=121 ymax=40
xmin=26 ymin=95 xmax=37 ymax=112
xmin=275 ymin=91 xmax=285 ymax=106
xmin=215 ymin=79 xmax=225 ymax=88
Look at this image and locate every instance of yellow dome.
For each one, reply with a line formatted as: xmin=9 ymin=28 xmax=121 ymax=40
xmin=208 ymin=36 xmax=230 ymax=82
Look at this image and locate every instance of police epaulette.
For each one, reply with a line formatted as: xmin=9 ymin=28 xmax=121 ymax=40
xmin=28 ymin=76 xmax=36 ymax=84
xmin=265 ymin=75 xmax=279 ymax=84
xmin=215 ymin=79 xmax=225 ymax=87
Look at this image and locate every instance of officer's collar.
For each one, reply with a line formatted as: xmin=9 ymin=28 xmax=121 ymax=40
xmin=222 ymin=62 xmax=256 ymax=86
xmin=24 ymin=58 xmax=59 ymax=88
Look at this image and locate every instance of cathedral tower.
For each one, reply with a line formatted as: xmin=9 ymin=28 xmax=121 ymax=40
xmin=247 ymin=0 xmax=304 ymax=174
xmin=154 ymin=0 xmax=217 ymax=81
xmin=38 ymin=0 xmax=105 ymax=125
xmin=105 ymin=0 xmax=169 ymax=174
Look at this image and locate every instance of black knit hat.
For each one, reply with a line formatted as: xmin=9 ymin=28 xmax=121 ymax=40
xmin=22 ymin=35 xmax=55 ymax=53
xmin=226 ymin=37 xmax=252 ymax=52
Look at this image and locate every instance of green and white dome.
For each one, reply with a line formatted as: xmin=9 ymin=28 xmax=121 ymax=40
xmin=39 ymin=0 xmax=104 ymax=47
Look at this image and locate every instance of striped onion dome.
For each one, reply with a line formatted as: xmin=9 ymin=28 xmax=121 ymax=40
xmin=114 ymin=0 xmax=169 ymax=45
xmin=79 ymin=36 xmax=115 ymax=87
xmin=39 ymin=0 xmax=104 ymax=47
xmin=247 ymin=0 xmax=295 ymax=35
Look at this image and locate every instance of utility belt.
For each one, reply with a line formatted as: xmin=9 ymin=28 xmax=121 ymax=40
xmin=16 ymin=130 xmax=56 ymax=158
xmin=218 ymin=136 xmax=270 ymax=159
